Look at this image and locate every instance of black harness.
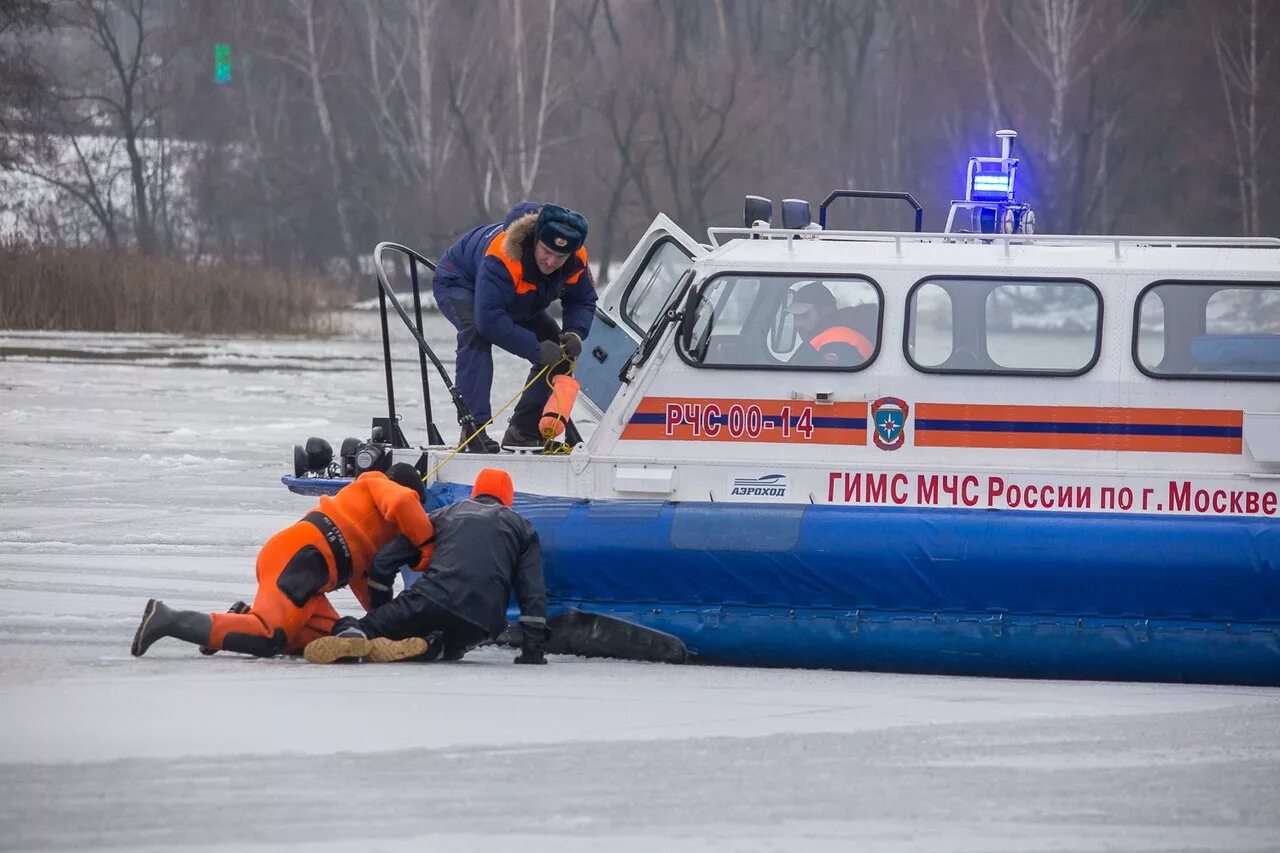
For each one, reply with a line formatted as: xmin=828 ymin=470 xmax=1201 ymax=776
xmin=302 ymin=511 xmax=353 ymax=587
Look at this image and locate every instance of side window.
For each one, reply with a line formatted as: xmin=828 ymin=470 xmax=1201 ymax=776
xmin=1136 ymin=289 xmax=1166 ymax=367
xmin=986 ymin=283 xmax=1100 ymax=371
xmin=906 ymin=282 xmax=954 ymax=366
xmin=620 ymin=240 xmax=695 ymax=334
xmin=906 ymin=277 xmax=1100 ymax=375
xmin=1134 ymin=281 xmax=1280 ymax=379
xmin=679 ymin=274 xmax=880 ymax=370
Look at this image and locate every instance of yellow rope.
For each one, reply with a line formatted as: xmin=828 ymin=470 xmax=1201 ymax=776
xmin=422 ymin=355 xmax=576 ymax=481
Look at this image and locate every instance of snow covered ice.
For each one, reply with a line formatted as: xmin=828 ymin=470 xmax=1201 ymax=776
xmin=1 ymin=316 xmax=1278 ymax=852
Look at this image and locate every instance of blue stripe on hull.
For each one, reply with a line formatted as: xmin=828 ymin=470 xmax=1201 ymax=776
xmin=569 ymin=604 xmax=1280 ymax=686
xmin=510 ymin=490 xmax=1280 ymax=685
xmin=915 ymin=419 xmax=1242 ymax=438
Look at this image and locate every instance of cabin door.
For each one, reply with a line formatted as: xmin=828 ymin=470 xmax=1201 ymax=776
xmin=577 ymin=215 xmax=703 ymax=414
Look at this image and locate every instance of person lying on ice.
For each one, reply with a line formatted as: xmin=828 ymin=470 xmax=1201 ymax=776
xmin=131 ymin=463 xmax=436 ymax=663
xmin=303 ymin=467 xmax=550 ymax=665
xmin=432 ymin=202 xmax=595 ymax=452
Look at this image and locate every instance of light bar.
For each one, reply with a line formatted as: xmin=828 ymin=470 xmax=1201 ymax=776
xmin=968 ymin=162 xmax=1016 ymax=202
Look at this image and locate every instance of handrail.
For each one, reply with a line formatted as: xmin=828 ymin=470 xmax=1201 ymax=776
xmin=707 ymin=227 xmax=1280 ymax=255
xmin=372 ymin=241 xmax=475 ymax=446
xmin=819 ymin=190 xmax=924 ymax=232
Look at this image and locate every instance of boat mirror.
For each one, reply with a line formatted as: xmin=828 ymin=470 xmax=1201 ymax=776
xmin=744 ymin=195 xmax=772 ymax=228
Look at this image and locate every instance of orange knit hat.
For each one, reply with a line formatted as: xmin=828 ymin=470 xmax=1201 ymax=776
xmin=472 ymin=468 xmax=514 ymax=507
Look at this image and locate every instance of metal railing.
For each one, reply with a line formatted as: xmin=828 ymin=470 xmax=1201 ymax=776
xmin=372 ymin=241 xmax=473 ymax=448
xmin=706 ymin=227 xmax=1280 ymax=260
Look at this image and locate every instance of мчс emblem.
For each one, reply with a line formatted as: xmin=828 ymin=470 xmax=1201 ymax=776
xmin=870 ymin=397 xmax=909 ymax=451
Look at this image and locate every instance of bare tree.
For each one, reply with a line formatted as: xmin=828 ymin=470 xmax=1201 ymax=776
xmin=6 ymin=0 xmax=1273 ymax=273
xmin=9 ymin=0 xmax=167 ymax=252
xmin=70 ymin=0 xmax=163 ymax=253
xmin=9 ymin=126 xmax=126 ymax=247
xmin=478 ymin=0 xmax=565 ymax=207
xmin=1000 ymin=0 xmax=1149 ymax=230
xmin=0 ymin=0 xmax=53 ymax=169
xmin=5 ymin=0 xmax=168 ymax=250
xmin=1212 ymin=0 xmax=1276 ymax=237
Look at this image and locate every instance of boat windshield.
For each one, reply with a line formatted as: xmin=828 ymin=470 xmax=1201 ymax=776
xmin=679 ymin=274 xmax=880 ymax=370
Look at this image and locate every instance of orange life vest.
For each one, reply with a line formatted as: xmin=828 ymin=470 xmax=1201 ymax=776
xmin=809 ymin=325 xmax=873 ymax=359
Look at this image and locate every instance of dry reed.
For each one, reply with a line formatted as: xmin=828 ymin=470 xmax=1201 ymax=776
xmin=0 ymin=241 xmax=349 ymax=335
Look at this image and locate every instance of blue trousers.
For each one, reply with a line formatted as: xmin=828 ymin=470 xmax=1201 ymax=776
xmin=434 ymin=281 xmax=560 ymax=431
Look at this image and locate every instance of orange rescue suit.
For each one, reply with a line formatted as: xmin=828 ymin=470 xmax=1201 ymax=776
xmin=207 ymin=471 xmax=434 ymax=655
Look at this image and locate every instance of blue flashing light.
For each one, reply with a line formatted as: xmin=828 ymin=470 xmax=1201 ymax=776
xmin=966 ymin=157 xmax=1017 ymax=202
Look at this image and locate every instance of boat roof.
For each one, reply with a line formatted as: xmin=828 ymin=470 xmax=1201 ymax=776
xmin=698 ymin=229 xmax=1280 ymax=278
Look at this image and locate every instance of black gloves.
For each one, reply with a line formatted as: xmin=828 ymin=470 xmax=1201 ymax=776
xmin=514 ymin=619 xmax=549 ymax=665
xmin=537 ymin=339 xmax=563 ymax=366
xmin=559 ymin=331 xmax=583 ymax=360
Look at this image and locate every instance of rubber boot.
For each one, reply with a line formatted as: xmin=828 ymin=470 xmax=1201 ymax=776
xmin=200 ymin=601 xmax=249 ymax=655
xmin=469 ymin=429 xmax=501 ymax=454
xmin=131 ymin=599 xmax=213 ymax=657
xmin=501 ymin=422 xmax=544 ymax=452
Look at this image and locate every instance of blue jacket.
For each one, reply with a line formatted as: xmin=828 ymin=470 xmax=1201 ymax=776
xmin=435 ymin=202 xmax=596 ymax=362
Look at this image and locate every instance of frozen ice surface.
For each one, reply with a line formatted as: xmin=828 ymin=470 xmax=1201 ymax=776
xmin=1 ymin=318 xmax=1278 ymax=852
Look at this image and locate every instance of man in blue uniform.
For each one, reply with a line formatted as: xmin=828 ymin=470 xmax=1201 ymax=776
xmin=433 ymin=202 xmax=595 ymax=451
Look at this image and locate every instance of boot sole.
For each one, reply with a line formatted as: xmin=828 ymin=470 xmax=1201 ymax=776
xmin=367 ymin=636 xmax=429 ymax=663
xmin=131 ymin=599 xmax=159 ymax=657
xmin=303 ymin=635 xmax=372 ymax=664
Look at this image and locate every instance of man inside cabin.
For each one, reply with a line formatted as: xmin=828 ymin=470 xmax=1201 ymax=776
xmin=130 ymin=463 xmax=436 ymax=663
xmin=302 ymin=468 xmax=550 ymax=666
xmin=786 ymin=282 xmax=874 ymax=367
xmin=432 ymin=202 xmax=596 ymax=452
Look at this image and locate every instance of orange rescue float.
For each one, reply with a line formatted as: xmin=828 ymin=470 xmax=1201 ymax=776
xmin=539 ymin=374 xmax=580 ymax=440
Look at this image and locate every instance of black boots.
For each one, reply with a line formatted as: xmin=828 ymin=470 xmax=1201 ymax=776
xmin=131 ymin=599 xmax=213 ymax=657
xmin=467 ymin=429 xmax=501 ymax=453
xmin=501 ymin=423 xmax=544 ymax=451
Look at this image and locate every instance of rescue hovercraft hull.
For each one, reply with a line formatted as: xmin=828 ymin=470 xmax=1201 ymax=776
xmin=287 ymin=161 xmax=1280 ymax=686
xmin=283 ymin=475 xmax=1280 ymax=685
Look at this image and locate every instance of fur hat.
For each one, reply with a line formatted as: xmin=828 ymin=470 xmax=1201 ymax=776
xmin=535 ymin=204 xmax=588 ymax=254
xmin=472 ymin=468 xmax=514 ymax=507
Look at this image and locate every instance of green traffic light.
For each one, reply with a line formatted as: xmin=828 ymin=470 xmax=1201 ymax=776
xmin=214 ymin=43 xmax=231 ymax=84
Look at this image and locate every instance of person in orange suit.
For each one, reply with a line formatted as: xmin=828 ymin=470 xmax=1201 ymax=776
xmin=131 ymin=463 xmax=436 ymax=661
